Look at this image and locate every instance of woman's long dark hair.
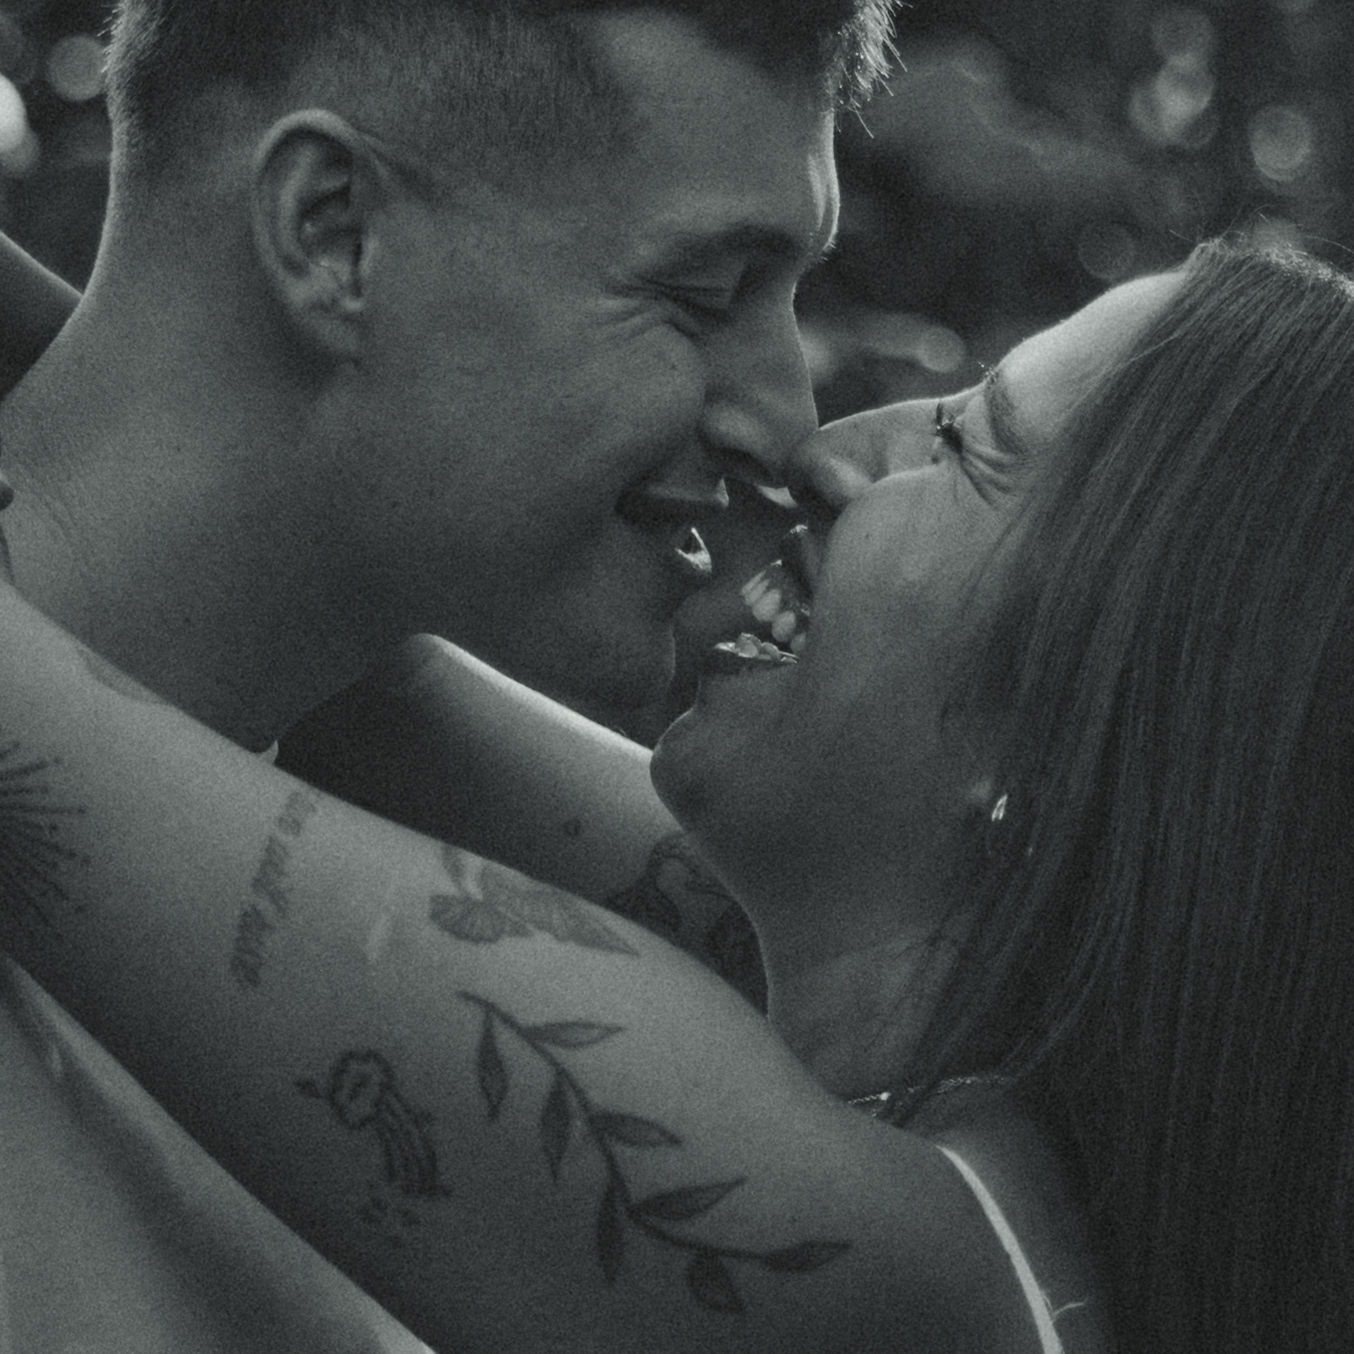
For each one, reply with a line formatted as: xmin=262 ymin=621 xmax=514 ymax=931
xmin=899 ymin=241 xmax=1354 ymax=1352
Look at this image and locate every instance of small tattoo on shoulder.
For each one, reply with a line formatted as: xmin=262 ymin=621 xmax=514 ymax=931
xmin=463 ymin=991 xmax=850 ymax=1314
xmin=0 ymin=737 xmax=87 ymax=936
xmin=429 ymin=845 xmax=637 ymax=956
xmin=229 ymin=789 xmax=321 ymax=989
xmin=298 ymin=1050 xmax=451 ymax=1203
xmin=607 ymin=835 xmax=766 ymax=1008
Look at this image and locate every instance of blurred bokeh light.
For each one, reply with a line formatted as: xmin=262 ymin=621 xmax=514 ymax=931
xmin=46 ymin=32 xmax=104 ymax=102
xmin=0 ymin=74 xmax=29 ymax=154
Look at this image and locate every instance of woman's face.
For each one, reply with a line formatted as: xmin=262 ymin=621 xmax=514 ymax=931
xmin=651 ymin=272 xmax=1182 ymax=925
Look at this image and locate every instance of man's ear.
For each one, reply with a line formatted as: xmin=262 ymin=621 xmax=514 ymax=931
xmin=251 ymin=110 xmax=389 ymax=360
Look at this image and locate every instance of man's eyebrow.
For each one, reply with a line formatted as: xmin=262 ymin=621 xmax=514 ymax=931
xmin=984 ymin=366 xmax=1036 ymax=462
xmin=649 ymin=221 xmax=838 ymax=273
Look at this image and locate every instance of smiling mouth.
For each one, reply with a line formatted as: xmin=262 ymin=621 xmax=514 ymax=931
xmin=674 ymin=526 xmax=713 ymax=581
xmin=615 ymin=480 xmax=722 ymax=590
xmin=708 ymin=525 xmax=817 ymax=674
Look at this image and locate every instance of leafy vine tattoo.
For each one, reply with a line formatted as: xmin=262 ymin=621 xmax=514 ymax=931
xmin=431 ymin=844 xmax=637 ymax=955
xmin=0 ymin=738 xmax=87 ymax=935
xmin=463 ymin=992 xmax=850 ymax=1314
xmin=606 ymin=834 xmax=767 ymax=1009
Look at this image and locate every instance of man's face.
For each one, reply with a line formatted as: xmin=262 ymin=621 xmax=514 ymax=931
xmin=342 ymin=11 xmax=839 ymax=712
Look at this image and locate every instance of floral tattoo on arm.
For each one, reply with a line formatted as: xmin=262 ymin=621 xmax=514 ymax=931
xmin=431 ymin=844 xmax=639 ymax=954
xmin=296 ymin=842 xmax=848 ymax=1309
xmin=606 ymin=834 xmax=766 ymax=1010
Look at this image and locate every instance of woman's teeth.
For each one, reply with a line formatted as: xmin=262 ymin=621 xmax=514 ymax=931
xmin=736 ymin=633 xmax=789 ymax=660
xmin=739 ymin=560 xmax=811 ymax=657
xmin=709 ymin=636 xmax=801 ymax=674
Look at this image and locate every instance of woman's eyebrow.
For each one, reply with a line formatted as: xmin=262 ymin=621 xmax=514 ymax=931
xmin=984 ymin=366 xmax=1036 ymax=461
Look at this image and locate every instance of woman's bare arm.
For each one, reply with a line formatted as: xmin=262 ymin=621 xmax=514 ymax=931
xmin=0 ymin=583 xmax=981 ymax=1354
xmin=280 ymin=635 xmax=766 ymax=1004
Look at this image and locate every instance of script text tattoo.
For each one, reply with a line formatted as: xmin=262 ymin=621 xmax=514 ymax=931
xmin=230 ymin=789 xmax=320 ymax=988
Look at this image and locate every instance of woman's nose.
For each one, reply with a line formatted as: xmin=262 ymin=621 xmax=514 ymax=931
xmin=785 ymin=402 xmax=926 ymax=516
xmin=784 ymin=437 xmax=873 ymax=519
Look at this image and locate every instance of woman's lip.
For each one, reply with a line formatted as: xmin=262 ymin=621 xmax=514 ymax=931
xmin=778 ymin=523 xmax=822 ymax=596
xmin=702 ymin=633 xmax=799 ymax=677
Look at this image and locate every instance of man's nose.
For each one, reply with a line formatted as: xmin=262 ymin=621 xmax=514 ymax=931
xmin=699 ymin=304 xmax=818 ymax=490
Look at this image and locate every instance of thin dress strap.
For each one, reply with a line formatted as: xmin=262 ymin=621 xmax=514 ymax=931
xmin=936 ymin=1146 xmax=1066 ymax=1354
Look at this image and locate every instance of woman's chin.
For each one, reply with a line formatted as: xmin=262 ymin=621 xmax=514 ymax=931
xmin=690 ymin=634 xmax=801 ymax=717
xmin=651 ymin=641 xmax=800 ymax=829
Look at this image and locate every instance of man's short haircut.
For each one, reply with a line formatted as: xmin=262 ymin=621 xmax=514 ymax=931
xmin=105 ymin=0 xmax=898 ymax=191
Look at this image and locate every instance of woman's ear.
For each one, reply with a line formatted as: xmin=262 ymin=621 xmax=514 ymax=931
xmin=250 ymin=110 xmax=390 ymax=361
xmin=964 ymin=774 xmax=1001 ymax=815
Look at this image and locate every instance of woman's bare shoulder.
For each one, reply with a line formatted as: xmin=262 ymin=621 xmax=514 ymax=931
xmin=911 ymin=1091 xmax=1113 ymax=1354
xmin=689 ymin=1086 xmax=1104 ymax=1354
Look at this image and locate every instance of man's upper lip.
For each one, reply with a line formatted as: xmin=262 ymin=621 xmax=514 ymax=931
xmin=615 ymin=479 xmax=730 ymax=530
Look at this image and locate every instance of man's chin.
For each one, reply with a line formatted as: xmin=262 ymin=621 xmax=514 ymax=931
xmin=496 ymin=630 xmax=677 ymax=726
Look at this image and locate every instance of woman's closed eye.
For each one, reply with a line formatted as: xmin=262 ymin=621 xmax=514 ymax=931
xmin=934 ymin=381 xmax=1025 ymax=506
xmin=933 ymin=401 xmax=965 ymax=459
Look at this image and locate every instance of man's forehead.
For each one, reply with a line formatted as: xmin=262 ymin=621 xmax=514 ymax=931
xmin=510 ymin=9 xmax=842 ymax=286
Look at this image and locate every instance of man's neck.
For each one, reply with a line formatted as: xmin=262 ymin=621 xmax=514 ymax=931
xmin=0 ymin=289 xmax=390 ymax=751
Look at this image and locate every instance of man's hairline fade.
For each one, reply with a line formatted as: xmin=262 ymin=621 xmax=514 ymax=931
xmin=103 ymin=0 xmax=899 ymax=201
xmin=105 ymin=6 xmax=632 ymax=203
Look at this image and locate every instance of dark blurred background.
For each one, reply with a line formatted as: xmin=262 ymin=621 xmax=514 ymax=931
xmin=0 ymin=0 xmax=1347 ymax=414
xmin=811 ymin=0 xmax=1353 ymax=414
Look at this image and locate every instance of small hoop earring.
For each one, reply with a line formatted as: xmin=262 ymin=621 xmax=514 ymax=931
xmin=983 ymin=789 xmax=1026 ymax=862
